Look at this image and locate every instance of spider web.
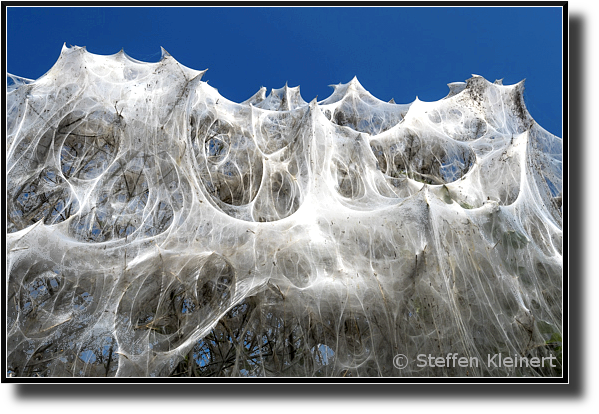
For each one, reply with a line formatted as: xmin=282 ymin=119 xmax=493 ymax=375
xmin=6 ymin=46 xmax=562 ymax=377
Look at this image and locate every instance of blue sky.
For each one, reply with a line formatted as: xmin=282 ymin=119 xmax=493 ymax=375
xmin=7 ymin=6 xmax=563 ymax=137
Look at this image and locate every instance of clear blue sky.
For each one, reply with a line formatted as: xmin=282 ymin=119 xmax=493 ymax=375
xmin=7 ymin=6 xmax=563 ymax=137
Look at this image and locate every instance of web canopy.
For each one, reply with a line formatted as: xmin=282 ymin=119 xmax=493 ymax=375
xmin=6 ymin=46 xmax=562 ymax=377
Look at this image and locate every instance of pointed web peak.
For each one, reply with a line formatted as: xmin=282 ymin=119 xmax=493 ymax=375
xmin=348 ymin=76 xmax=361 ymax=88
xmin=191 ymin=69 xmax=208 ymax=83
xmin=160 ymin=47 xmax=171 ymax=59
